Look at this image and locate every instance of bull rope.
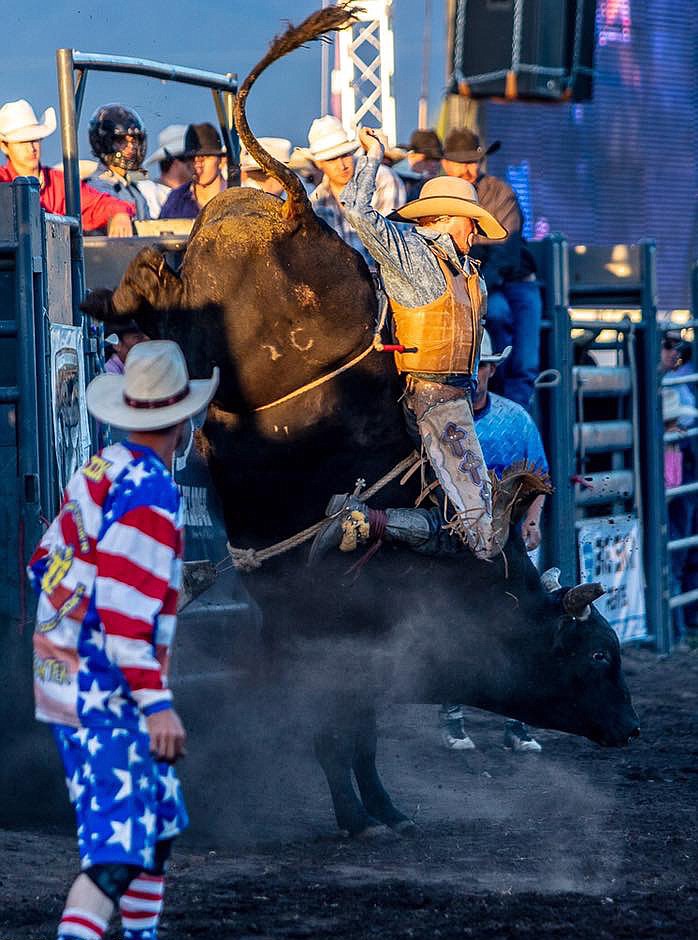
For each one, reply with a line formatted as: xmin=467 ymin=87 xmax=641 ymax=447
xmin=222 ymin=451 xmax=422 ymax=572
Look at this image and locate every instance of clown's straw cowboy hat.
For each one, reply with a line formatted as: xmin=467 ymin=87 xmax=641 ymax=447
xmin=387 ymin=176 xmax=507 ymax=240
xmin=0 ymin=99 xmax=56 ymax=142
xmin=86 ymin=340 xmax=219 ymax=431
xmin=479 ymin=329 xmax=512 ymax=366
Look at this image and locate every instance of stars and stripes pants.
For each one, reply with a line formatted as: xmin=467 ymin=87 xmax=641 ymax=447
xmin=53 ymin=722 xmax=188 ymax=871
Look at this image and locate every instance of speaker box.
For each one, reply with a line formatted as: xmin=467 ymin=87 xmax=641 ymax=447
xmin=451 ymin=0 xmax=597 ymax=102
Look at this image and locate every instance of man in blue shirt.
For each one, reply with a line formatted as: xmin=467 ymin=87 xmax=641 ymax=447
xmin=441 ymin=330 xmax=548 ymax=753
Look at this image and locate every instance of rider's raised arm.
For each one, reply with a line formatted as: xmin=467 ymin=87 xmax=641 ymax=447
xmin=341 ymin=154 xmax=445 ymax=305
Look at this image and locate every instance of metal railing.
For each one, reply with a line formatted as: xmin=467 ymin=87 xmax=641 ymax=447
xmin=533 ymin=240 xmax=670 ymax=652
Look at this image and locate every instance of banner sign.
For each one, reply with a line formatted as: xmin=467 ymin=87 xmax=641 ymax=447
xmin=577 ymin=516 xmax=647 ymax=643
xmin=50 ymin=324 xmax=91 ymax=492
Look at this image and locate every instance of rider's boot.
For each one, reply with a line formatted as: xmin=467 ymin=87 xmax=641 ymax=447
xmin=308 ymin=496 xmax=432 ymax=565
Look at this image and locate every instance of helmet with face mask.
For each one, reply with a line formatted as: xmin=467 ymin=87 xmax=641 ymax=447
xmin=88 ymin=104 xmax=147 ymax=171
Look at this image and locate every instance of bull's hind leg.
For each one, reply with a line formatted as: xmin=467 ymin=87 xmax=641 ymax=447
xmin=314 ymin=703 xmax=388 ymax=838
xmin=352 ymin=707 xmax=416 ymax=834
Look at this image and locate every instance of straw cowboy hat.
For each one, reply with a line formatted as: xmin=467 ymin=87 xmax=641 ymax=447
xmin=479 ymin=329 xmax=512 ymax=366
xmin=301 ymin=116 xmax=359 ymax=162
xmin=144 ymin=124 xmax=188 ymax=166
xmin=0 ymin=99 xmax=56 ymax=142
xmin=442 ymin=128 xmax=500 ymax=164
xmin=387 ymin=176 xmax=507 ymax=239
xmin=87 ymin=340 xmax=219 ymax=431
xmin=661 ymin=387 xmax=698 ymax=424
xmin=240 ymin=137 xmax=292 ymax=171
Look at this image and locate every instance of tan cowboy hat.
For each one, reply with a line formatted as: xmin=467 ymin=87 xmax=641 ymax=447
xmin=86 ymin=340 xmax=219 ymax=431
xmin=479 ymin=329 xmax=512 ymax=365
xmin=240 ymin=137 xmax=292 ymax=171
xmin=387 ymin=176 xmax=507 ymax=239
xmin=0 ymin=99 xmax=56 ymax=142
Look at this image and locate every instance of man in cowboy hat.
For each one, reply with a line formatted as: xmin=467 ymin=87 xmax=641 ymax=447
xmin=306 ymin=115 xmax=404 ymax=265
xmin=28 ymin=341 xmax=218 ymax=940
xmin=311 ymin=129 xmax=548 ymax=564
xmin=104 ymin=319 xmax=149 ymax=375
xmin=144 ymin=124 xmax=192 ymax=192
xmin=160 ymin=123 xmax=227 ymax=219
xmin=0 ymin=99 xmax=133 ymax=235
xmin=441 ymin=127 xmax=542 ymax=410
xmin=394 ymin=128 xmax=443 ymax=200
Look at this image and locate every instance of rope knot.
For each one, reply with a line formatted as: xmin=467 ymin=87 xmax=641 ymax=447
xmin=227 ymin=544 xmax=262 ymax=572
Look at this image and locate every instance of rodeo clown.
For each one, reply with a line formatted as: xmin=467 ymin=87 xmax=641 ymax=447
xmin=28 ymin=341 xmax=218 ymax=940
xmin=312 ymin=127 xmax=549 ymax=562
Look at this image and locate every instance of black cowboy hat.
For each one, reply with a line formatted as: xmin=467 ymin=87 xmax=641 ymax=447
xmin=183 ymin=122 xmax=225 ymax=157
xmin=442 ymin=127 xmax=501 ymax=163
xmin=400 ymin=128 xmax=443 ymax=161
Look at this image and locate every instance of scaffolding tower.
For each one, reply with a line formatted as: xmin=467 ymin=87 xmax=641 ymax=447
xmin=330 ymin=0 xmax=398 ymax=147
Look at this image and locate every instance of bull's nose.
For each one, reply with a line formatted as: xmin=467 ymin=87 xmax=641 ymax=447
xmin=627 ymin=725 xmax=640 ymax=741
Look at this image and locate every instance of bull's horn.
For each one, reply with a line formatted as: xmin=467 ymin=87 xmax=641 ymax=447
xmin=541 ymin=567 xmax=562 ymax=593
xmin=563 ymin=582 xmax=605 ymax=619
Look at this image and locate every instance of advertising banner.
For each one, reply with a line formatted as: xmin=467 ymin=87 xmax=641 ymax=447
xmin=49 ymin=324 xmax=91 ymax=492
xmin=578 ymin=516 xmax=647 ymax=643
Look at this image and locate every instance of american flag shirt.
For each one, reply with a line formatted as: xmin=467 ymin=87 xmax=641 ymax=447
xmin=28 ymin=441 xmax=183 ymax=729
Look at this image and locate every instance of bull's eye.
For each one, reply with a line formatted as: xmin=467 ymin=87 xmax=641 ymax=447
xmin=592 ymin=650 xmax=609 ymax=663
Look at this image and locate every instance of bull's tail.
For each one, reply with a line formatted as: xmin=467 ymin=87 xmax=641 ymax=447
xmin=234 ymin=2 xmax=361 ymax=220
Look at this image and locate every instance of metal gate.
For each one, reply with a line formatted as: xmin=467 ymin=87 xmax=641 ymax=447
xmin=532 ymin=238 xmax=670 ymax=651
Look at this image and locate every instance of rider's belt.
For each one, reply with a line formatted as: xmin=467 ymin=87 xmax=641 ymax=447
xmin=389 ymin=248 xmax=485 ymax=375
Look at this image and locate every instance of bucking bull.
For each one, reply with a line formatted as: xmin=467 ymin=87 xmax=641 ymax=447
xmin=85 ymin=4 xmax=639 ymax=837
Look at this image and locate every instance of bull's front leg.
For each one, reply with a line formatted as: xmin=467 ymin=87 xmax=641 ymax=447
xmin=352 ymin=706 xmax=415 ymax=834
xmin=313 ymin=701 xmax=388 ymax=838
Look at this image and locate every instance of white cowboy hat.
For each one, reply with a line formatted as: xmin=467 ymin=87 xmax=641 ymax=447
xmin=86 ymin=340 xmax=219 ymax=431
xmin=479 ymin=329 xmax=512 ymax=365
xmin=0 ymin=99 xmax=56 ymax=142
xmin=387 ymin=176 xmax=507 ymax=240
xmin=144 ymin=124 xmax=188 ymax=166
xmin=662 ymin=387 xmax=698 ymax=424
xmin=300 ymin=115 xmax=360 ymax=162
xmin=240 ymin=137 xmax=292 ymax=171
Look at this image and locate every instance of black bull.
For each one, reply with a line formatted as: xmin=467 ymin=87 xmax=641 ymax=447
xmin=86 ymin=202 xmax=639 ymax=836
xmin=83 ymin=5 xmax=639 ymax=837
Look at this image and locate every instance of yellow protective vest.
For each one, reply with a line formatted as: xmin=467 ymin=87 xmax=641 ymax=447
xmin=389 ymin=245 xmax=485 ymax=376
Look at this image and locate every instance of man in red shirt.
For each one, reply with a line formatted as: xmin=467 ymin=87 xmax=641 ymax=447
xmin=0 ymin=99 xmax=133 ymax=235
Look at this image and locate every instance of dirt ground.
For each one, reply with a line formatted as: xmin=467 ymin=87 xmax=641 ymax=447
xmin=2 ymin=646 xmax=697 ymax=939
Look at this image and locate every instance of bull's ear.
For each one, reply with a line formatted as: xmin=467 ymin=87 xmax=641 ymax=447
xmin=563 ymin=583 xmax=605 ymax=620
xmin=552 ymin=618 xmax=583 ymax=655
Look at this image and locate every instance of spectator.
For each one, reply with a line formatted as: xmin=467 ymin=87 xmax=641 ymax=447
xmin=104 ymin=320 xmax=149 ymax=375
xmin=440 ymin=329 xmax=548 ymax=752
xmin=393 ymin=128 xmax=443 ymax=200
xmin=442 ymin=128 xmax=542 ymax=410
xmin=305 ymin=115 xmax=404 ymax=265
xmin=160 ymin=123 xmax=227 ymax=219
xmin=28 ymin=340 xmax=219 ymax=940
xmin=0 ymin=99 xmax=133 ymax=236
xmin=241 ymin=137 xmax=292 ymax=197
xmin=87 ymin=103 xmax=166 ymax=220
xmin=143 ymin=123 xmax=192 ymax=190
xmin=663 ymin=387 xmax=698 ymax=648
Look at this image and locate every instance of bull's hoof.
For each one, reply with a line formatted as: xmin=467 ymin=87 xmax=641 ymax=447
xmin=354 ymin=823 xmax=398 ymax=841
xmin=390 ymin=818 xmax=418 ymax=837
